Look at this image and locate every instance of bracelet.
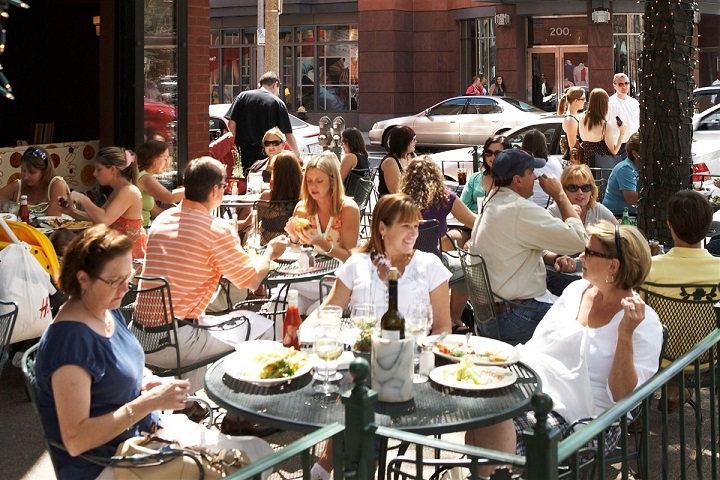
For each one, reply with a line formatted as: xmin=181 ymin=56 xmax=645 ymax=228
xmin=124 ymin=403 xmax=135 ymax=430
xmin=325 ymin=242 xmax=335 ymax=255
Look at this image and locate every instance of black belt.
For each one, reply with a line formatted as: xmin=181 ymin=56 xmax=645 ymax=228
xmin=495 ymin=299 xmax=530 ymax=314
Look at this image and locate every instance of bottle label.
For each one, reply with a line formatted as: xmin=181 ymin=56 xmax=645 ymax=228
xmin=381 ymin=329 xmax=401 ymax=341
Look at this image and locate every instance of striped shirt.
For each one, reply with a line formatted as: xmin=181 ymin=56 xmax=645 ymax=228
xmin=138 ymin=199 xmax=255 ymax=323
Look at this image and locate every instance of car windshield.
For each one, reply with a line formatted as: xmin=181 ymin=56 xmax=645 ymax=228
xmin=693 ymin=89 xmax=720 ymax=115
xmin=502 ymin=97 xmax=545 ymax=113
xmin=289 ymin=114 xmax=309 ymax=129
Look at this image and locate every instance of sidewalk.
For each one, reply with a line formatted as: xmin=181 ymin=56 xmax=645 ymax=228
xmin=1 ymin=357 xmax=715 ymax=480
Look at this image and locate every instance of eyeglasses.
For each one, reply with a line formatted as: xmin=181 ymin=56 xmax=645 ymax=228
xmin=411 ymin=137 xmax=417 ymax=142
xmin=565 ymin=184 xmax=593 ymax=193
xmin=615 ymin=82 xmax=630 ymax=86
xmin=583 ymin=247 xmax=616 ymax=260
xmin=218 ymin=182 xmax=227 ymax=189
xmin=483 ymin=149 xmax=504 ymax=157
xmin=263 ymin=140 xmax=283 ymax=147
xmin=94 ymin=268 xmax=137 ymax=288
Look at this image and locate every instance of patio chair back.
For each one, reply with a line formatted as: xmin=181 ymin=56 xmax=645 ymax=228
xmin=457 ymin=249 xmax=499 ymax=337
xmin=349 ymin=175 xmax=374 ymax=213
xmin=0 ymin=300 xmax=18 ymax=377
xmin=254 ymin=199 xmax=297 ymax=244
xmin=638 ymin=282 xmax=720 ymax=368
xmin=414 ymin=219 xmax=442 ymax=258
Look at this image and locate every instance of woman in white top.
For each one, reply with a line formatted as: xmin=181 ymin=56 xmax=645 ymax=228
xmin=579 ymin=88 xmax=626 ymax=166
xmin=466 ymin=222 xmax=662 ymax=476
xmin=548 ymin=164 xmax=617 ymax=227
xmin=0 ymin=146 xmax=69 ymax=216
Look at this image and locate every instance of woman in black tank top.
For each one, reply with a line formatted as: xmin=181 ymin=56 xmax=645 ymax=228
xmin=339 ymin=127 xmax=370 ymax=181
xmin=378 ymin=125 xmax=416 ymax=197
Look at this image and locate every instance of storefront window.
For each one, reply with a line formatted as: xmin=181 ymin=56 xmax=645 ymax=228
xmin=144 ymin=0 xmax=178 ymax=163
xmin=613 ymin=13 xmax=643 ymax=96
xmin=459 ymin=18 xmax=496 ymax=93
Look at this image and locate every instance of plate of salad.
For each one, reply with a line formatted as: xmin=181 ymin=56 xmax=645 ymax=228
xmin=223 ymin=340 xmax=312 ymax=385
xmin=429 ymin=357 xmax=517 ymax=391
xmin=429 ymin=334 xmax=519 ymax=366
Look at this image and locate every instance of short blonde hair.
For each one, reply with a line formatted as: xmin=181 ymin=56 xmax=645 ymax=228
xmin=299 ymin=152 xmax=345 ymax=217
xmin=586 ymin=221 xmax=651 ymax=290
xmin=561 ymin=164 xmax=598 ymax=208
xmin=263 ymin=127 xmax=286 ymax=144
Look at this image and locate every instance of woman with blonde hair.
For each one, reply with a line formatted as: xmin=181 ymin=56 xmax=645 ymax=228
xmin=60 ymin=147 xmax=146 ymax=259
xmin=579 ymin=88 xmax=626 ymax=166
xmin=557 ymin=86 xmax=586 ymax=158
xmin=247 ymin=127 xmax=290 ymax=182
xmin=0 ymin=146 xmax=69 ymax=216
xmin=284 ymin=152 xmax=360 ymax=312
xmin=548 ymin=164 xmax=617 ymax=227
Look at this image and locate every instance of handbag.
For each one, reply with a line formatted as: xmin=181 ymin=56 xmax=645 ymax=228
xmin=569 ymin=141 xmax=584 ymax=165
xmin=114 ymin=434 xmax=250 ymax=480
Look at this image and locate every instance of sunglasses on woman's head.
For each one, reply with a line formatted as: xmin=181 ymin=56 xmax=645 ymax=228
xmin=263 ymin=140 xmax=283 ymax=147
xmin=565 ymin=184 xmax=593 ymax=193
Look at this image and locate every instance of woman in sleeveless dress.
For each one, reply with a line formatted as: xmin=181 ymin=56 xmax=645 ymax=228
xmin=0 ymin=146 xmax=69 ymax=216
xmin=60 ymin=147 xmax=147 ymax=259
xmin=339 ymin=127 xmax=370 ymax=182
xmin=579 ymin=88 xmax=626 ymax=167
xmin=557 ymin=87 xmax=586 ymax=161
xmin=378 ymin=125 xmax=416 ymax=197
xmin=135 ymin=140 xmax=185 ymax=227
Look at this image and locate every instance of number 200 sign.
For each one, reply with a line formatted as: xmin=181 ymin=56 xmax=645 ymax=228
xmin=550 ymin=27 xmax=571 ymax=36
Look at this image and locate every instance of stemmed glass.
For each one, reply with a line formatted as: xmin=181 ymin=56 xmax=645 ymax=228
xmin=350 ymin=304 xmax=376 ymax=353
xmin=315 ymin=305 xmax=343 ymax=382
xmin=313 ymin=324 xmax=343 ymax=395
xmin=405 ymin=304 xmax=432 ymax=383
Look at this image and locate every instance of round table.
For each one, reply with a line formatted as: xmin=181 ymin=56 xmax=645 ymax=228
xmin=204 ymin=357 xmax=541 ymax=435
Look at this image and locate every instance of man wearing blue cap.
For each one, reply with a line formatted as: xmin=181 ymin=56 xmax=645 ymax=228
xmin=469 ymin=149 xmax=587 ymax=344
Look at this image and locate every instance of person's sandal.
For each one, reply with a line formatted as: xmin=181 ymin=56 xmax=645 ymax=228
xmin=452 ymin=324 xmax=471 ymax=335
xmin=175 ymin=401 xmax=208 ymax=423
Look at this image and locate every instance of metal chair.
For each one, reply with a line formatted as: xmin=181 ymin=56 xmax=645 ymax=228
xmin=253 ymin=199 xmax=297 ymax=245
xmin=350 ymin=176 xmax=375 ymax=240
xmin=344 ymin=169 xmax=369 ymax=198
xmin=20 ymin=343 xmax=206 ymax=479
xmin=125 ymin=276 xmax=247 ymax=378
xmin=0 ymin=300 xmax=18 ymax=377
xmin=414 ymin=219 xmax=442 ymax=258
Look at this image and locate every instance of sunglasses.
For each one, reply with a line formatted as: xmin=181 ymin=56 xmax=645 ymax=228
xmin=565 ymin=184 xmax=593 ymax=193
xmin=263 ymin=140 xmax=283 ymax=147
xmin=615 ymin=82 xmax=630 ymax=86
xmin=583 ymin=247 xmax=615 ymax=260
xmin=94 ymin=268 xmax=137 ymax=289
xmin=483 ymin=150 xmax=504 ymax=157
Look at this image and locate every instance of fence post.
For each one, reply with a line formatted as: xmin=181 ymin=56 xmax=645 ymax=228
xmin=340 ymin=357 xmax=378 ymax=480
xmin=472 ymin=145 xmax=480 ymax=173
xmin=523 ymin=392 xmax=560 ymax=480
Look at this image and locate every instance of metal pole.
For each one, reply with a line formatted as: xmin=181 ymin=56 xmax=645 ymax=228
xmin=264 ymin=0 xmax=279 ymax=75
xmin=257 ymin=0 xmax=264 ymax=80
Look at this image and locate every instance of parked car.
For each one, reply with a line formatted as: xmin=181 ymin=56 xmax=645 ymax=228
xmin=144 ymin=99 xmax=177 ymax=142
xmin=693 ymin=86 xmax=720 ymax=114
xmin=430 ymin=111 xmax=720 ymax=185
xmin=368 ymin=96 xmax=546 ymax=149
xmin=208 ymin=104 xmax=321 ymax=156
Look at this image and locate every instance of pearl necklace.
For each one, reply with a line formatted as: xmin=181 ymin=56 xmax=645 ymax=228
xmin=78 ymin=298 xmax=113 ymax=332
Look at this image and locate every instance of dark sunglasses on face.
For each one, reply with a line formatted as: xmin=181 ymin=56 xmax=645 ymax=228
xmin=484 ymin=150 xmax=504 ymax=157
xmin=615 ymin=82 xmax=630 ymax=86
xmin=565 ymin=184 xmax=593 ymax=193
xmin=263 ymin=140 xmax=283 ymax=147
xmin=583 ymin=247 xmax=615 ymax=260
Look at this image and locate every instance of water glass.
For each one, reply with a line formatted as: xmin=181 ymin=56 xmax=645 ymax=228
xmin=315 ymin=305 xmax=344 ymax=381
xmin=313 ymin=324 xmax=342 ymax=395
xmin=405 ymin=304 xmax=432 ymax=383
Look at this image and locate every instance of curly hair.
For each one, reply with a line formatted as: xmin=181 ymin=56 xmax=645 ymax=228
xmin=399 ymin=156 xmax=449 ymax=212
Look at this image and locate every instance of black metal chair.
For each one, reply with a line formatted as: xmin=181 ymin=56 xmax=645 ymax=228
xmin=253 ymin=199 xmax=297 ymax=245
xmin=124 ymin=276 xmax=247 ymax=378
xmin=0 ymin=300 xmax=18 ymax=378
xmin=344 ymin=169 xmax=369 ymax=198
xmin=21 ymin=343 xmax=206 ymax=479
xmin=414 ymin=219 xmax=442 ymax=258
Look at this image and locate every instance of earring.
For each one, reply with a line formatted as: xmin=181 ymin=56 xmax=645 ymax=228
xmin=605 ymin=274 xmax=614 ymax=284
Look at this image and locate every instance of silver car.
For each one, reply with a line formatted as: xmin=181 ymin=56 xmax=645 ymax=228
xmin=369 ymin=96 xmax=546 ymax=149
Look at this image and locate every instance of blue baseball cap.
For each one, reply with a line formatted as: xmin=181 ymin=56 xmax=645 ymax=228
xmin=491 ymin=149 xmax=546 ymax=181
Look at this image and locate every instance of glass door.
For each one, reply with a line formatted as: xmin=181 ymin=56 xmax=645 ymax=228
xmin=527 ymin=46 xmax=588 ymax=112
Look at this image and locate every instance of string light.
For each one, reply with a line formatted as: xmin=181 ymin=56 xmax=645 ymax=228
xmin=636 ymin=0 xmax=697 ymax=244
xmin=0 ymin=0 xmax=30 ymax=101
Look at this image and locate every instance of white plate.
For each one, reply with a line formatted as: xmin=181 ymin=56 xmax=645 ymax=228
xmin=36 ymin=214 xmax=73 ymax=224
xmin=428 ymin=334 xmax=519 ymax=366
xmin=429 ymin=364 xmax=517 ymax=391
xmin=222 ymin=340 xmax=312 ymax=385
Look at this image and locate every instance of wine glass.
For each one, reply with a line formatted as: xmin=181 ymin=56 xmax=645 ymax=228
xmin=313 ymin=324 xmax=343 ymax=395
xmin=315 ymin=305 xmax=344 ymax=381
xmin=350 ymin=303 xmax=376 ymax=354
xmin=405 ymin=304 xmax=432 ymax=383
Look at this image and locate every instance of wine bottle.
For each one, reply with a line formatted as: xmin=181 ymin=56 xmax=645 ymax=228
xmin=283 ymin=289 xmax=302 ymax=350
xmin=381 ymin=267 xmax=405 ymax=340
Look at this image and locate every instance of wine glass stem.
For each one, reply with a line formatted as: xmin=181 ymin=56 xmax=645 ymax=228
xmin=324 ymin=360 xmax=330 ymax=392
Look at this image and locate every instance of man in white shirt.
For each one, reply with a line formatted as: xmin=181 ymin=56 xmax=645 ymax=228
xmin=607 ymin=73 xmax=640 ymax=158
xmin=711 ymin=71 xmax=720 ymax=104
xmin=469 ymin=149 xmax=587 ymax=344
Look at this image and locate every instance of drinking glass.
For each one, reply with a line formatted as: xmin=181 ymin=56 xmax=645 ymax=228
xmin=350 ymin=304 xmax=376 ymax=354
xmin=313 ymin=324 xmax=342 ymax=395
xmin=405 ymin=304 xmax=432 ymax=383
xmin=315 ymin=305 xmax=344 ymax=381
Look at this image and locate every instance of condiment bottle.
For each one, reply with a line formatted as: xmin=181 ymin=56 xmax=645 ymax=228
xmin=18 ymin=195 xmax=29 ymax=223
xmin=283 ymin=289 xmax=302 ymax=349
xmin=381 ymin=267 xmax=405 ymax=340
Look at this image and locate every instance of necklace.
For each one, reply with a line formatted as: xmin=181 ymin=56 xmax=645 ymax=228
xmin=371 ymin=251 xmax=413 ymax=281
xmin=78 ymin=298 xmax=113 ymax=331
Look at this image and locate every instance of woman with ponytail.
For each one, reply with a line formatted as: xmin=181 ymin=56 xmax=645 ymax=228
xmin=557 ymin=87 xmax=586 ymax=159
xmin=60 ymin=147 xmax=147 ymax=259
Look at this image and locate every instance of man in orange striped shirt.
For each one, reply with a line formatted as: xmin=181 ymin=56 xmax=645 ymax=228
xmin=138 ymin=157 xmax=288 ymax=391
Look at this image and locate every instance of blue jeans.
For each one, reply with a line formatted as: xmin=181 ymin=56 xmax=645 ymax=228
xmin=478 ymin=299 xmax=552 ymax=345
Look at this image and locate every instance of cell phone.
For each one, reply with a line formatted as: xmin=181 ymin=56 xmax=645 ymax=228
xmin=616 ymin=116 xmax=623 ymax=127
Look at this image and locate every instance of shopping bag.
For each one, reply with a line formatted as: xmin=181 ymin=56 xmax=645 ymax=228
xmin=0 ymin=242 xmax=54 ymax=343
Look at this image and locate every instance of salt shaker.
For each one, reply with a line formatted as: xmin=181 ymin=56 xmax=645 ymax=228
xmin=419 ymin=344 xmax=435 ymax=377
